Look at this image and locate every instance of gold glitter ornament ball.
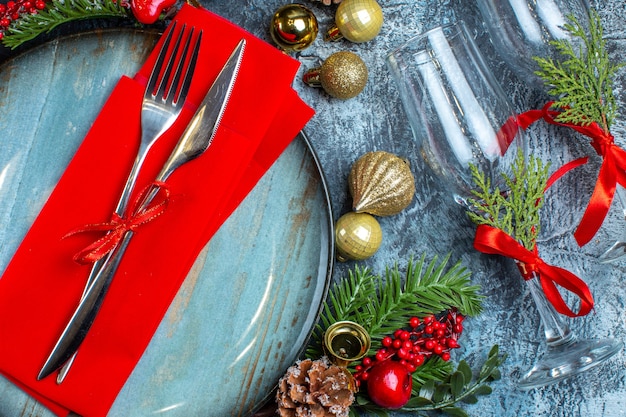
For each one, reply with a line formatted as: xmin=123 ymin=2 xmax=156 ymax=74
xmin=335 ymin=212 xmax=382 ymax=262
xmin=270 ymin=4 xmax=318 ymax=52
xmin=349 ymin=151 xmax=415 ymax=216
xmin=303 ymin=51 xmax=368 ymax=99
xmin=326 ymin=0 xmax=383 ymax=43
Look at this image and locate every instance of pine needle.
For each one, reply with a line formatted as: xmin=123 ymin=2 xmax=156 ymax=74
xmin=3 ymin=0 xmax=130 ymax=49
xmin=467 ymin=150 xmax=549 ymax=251
xmin=306 ymin=254 xmax=483 ymax=367
xmin=533 ymin=10 xmax=622 ymax=132
xmin=304 ymin=256 xmax=504 ymax=415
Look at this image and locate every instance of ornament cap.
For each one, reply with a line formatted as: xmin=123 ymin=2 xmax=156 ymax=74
xmin=323 ymin=320 xmax=371 ymax=367
xmin=302 ymin=67 xmax=322 ymax=88
xmin=324 ymin=25 xmax=344 ymax=42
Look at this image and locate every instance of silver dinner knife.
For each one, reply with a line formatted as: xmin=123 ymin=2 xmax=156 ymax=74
xmin=37 ymin=38 xmax=246 ymax=381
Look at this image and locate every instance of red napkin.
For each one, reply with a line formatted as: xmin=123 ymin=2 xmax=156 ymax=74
xmin=0 ymin=5 xmax=314 ymax=417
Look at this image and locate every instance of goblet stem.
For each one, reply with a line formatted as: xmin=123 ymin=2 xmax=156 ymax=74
xmin=526 ymin=277 xmax=573 ymax=346
xmin=519 ymin=273 xmax=622 ymax=390
xmin=598 ymin=185 xmax=626 ymax=263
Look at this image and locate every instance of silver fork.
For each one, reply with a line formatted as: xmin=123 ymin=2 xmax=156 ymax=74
xmin=115 ymin=21 xmax=200 ymax=228
xmin=48 ymin=23 xmax=202 ymax=383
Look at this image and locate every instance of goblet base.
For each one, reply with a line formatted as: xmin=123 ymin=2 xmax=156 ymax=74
xmin=518 ymin=337 xmax=623 ymax=390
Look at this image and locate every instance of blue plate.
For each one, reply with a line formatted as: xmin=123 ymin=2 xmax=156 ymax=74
xmin=0 ymin=30 xmax=333 ymax=416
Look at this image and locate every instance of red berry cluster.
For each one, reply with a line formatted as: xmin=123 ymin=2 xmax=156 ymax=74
xmin=353 ymin=310 xmax=464 ymax=385
xmin=0 ymin=0 xmax=46 ymax=40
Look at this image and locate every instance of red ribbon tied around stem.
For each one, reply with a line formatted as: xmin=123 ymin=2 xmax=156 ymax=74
xmin=64 ymin=181 xmax=170 ymax=264
xmin=474 ymin=224 xmax=594 ymax=317
xmin=519 ymin=102 xmax=626 ymax=246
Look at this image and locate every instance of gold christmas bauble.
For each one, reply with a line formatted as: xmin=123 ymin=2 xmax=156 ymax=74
xmin=310 ymin=0 xmax=342 ymax=4
xmin=270 ymin=4 xmax=318 ymax=52
xmin=335 ymin=212 xmax=382 ymax=262
xmin=349 ymin=151 xmax=415 ymax=216
xmin=302 ymin=51 xmax=368 ymax=99
xmin=326 ymin=0 xmax=383 ymax=43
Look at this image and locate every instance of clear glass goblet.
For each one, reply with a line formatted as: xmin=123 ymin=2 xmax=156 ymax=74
xmin=386 ymin=21 xmax=524 ymax=206
xmin=386 ymin=21 xmax=622 ymax=389
xmin=597 ymin=186 xmax=626 ymax=263
xmin=475 ymin=0 xmax=626 ymax=262
xmin=520 ymin=270 xmax=622 ymax=389
xmin=475 ymin=0 xmax=590 ymax=85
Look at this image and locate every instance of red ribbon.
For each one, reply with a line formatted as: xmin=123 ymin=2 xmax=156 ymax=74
xmin=496 ymin=115 xmax=523 ymax=154
xmin=474 ymin=224 xmax=594 ymax=317
xmin=64 ymin=181 xmax=170 ymax=264
xmin=546 ymin=156 xmax=589 ymax=190
xmin=519 ymin=102 xmax=626 ymax=246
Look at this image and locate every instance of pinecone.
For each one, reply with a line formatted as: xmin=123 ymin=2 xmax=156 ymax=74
xmin=276 ymin=357 xmax=356 ymax=417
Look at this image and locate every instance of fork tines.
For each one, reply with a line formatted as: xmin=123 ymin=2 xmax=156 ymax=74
xmin=148 ymin=22 xmax=202 ymax=106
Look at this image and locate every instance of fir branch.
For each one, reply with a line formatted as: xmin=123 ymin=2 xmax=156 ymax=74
xmin=364 ymin=256 xmax=483 ymax=343
xmin=533 ymin=10 xmax=622 ymax=132
xmin=305 ymin=265 xmax=378 ymax=359
xmin=465 ymin=167 xmax=512 ymax=236
xmin=307 ymin=255 xmax=483 ymax=358
xmin=467 ymin=150 xmax=549 ymax=251
xmin=405 ymin=254 xmax=483 ymax=318
xmin=3 ymin=0 xmax=131 ymax=49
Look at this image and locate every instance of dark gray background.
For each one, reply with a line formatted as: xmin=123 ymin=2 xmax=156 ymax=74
xmin=209 ymin=1 xmax=626 ymax=416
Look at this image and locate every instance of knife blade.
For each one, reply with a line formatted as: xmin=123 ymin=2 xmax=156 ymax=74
xmin=37 ymin=38 xmax=246 ymax=381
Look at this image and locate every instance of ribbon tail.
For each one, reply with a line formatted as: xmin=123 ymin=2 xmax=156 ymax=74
xmin=72 ymin=229 xmax=126 ymax=264
xmin=573 ymin=156 xmax=617 ymax=246
xmin=62 ymin=221 xmax=121 ymax=240
xmin=537 ymin=264 xmax=594 ymax=317
xmin=546 ymin=157 xmax=588 ymax=190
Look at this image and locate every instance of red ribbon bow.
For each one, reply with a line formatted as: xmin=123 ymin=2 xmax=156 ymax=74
xmin=518 ymin=102 xmax=626 ymax=246
xmin=473 ymin=224 xmax=593 ymax=317
xmin=64 ymin=181 xmax=170 ymax=264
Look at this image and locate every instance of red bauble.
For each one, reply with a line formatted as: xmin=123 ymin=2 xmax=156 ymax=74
xmin=366 ymin=360 xmax=412 ymax=409
xmin=130 ymin=0 xmax=176 ymax=24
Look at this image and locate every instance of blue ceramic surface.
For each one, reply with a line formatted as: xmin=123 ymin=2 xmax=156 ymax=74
xmin=0 ymin=30 xmax=332 ymax=416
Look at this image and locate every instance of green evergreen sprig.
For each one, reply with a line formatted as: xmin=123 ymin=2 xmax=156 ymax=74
xmin=534 ymin=10 xmax=622 ymax=133
xmin=306 ymin=255 xmax=504 ymax=416
xmin=3 ymin=0 xmax=130 ymax=49
xmin=307 ymin=255 xmax=483 ymax=359
xmin=467 ymin=150 xmax=549 ymax=251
